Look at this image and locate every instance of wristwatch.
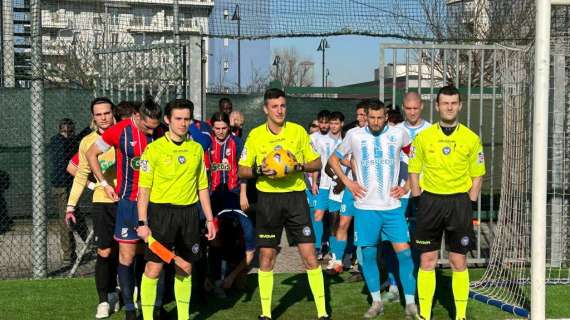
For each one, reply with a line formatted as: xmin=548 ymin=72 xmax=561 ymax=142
xmin=138 ymin=220 xmax=147 ymax=227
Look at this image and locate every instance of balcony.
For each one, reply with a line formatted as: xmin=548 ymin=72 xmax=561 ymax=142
xmin=103 ymin=0 xmax=213 ymax=8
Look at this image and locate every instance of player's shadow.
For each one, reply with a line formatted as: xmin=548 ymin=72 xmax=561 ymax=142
xmin=433 ymin=270 xmax=456 ymax=319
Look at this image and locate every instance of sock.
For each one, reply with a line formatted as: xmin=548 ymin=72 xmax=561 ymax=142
xmin=310 ymin=209 xmax=323 ymax=250
xmin=370 ymin=291 xmax=382 ymax=302
xmin=307 ymin=266 xmax=327 ymax=317
xmin=361 ymin=246 xmax=381 ymax=299
xmin=329 ymin=236 xmax=337 ymax=259
xmin=141 ymin=274 xmax=158 ymax=320
xmin=396 ymin=249 xmax=416 ymax=304
xmin=107 ymin=251 xmax=118 ymax=294
xmin=174 ymin=274 xmax=192 ymax=320
xmin=356 ymin=246 xmax=363 ymax=267
xmin=117 ymin=263 xmax=136 ymax=311
xmin=134 ymin=254 xmax=146 ymax=301
xmin=382 ymin=243 xmax=398 ymax=287
xmin=258 ymin=270 xmax=274 ymax=318
xmin=417 ymin=269 xmax=436 ymax=320
xmin=333 ymin=239 xmax=347 ymax=263
xmin=452 ymin=269 xmax=469 ymax=320
xmin=155 ymin=269 xmax=165 ymax=307
xmin=95 ymin=255 xmax=111 ymax=303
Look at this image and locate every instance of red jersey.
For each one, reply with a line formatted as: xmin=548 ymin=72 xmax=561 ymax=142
xmin=209 ymin=134 xmax=243 ymax=192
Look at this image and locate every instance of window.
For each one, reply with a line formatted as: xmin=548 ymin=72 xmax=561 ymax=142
xmin=223 ymin=38 xmax=229 ymax=47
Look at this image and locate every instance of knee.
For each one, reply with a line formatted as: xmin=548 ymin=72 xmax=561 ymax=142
xmin=338 ymin=220 xmax=350 ymax=233
xmin=449 ymin=254 xmax=467 ymax=272
xmin=176 ymin=264 xmax=192 ymax=276
xmin=419 ymin=253 xmax=437 ymax=271
xmin=119 ymin=250 xmax=135 ymax=265
xmin=259 ymin=255 xmax=274 ymax=271
xmin=144 ymin=262 xmax=162 ymax=279
xmin=97 ymin=248 xmax=112 ymax=258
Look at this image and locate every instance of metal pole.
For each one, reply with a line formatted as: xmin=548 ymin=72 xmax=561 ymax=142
xmin=30 ymin=0 xmax=47 ymax=279
xmin=173 ymin=0 xmax=182 ymax=99
xmin=201 ymin=37 xmax=207 ymax=120
xmin=237 ymin=18 xmax=241 ymax=93
xmin=2 ymin=0 xmax=15 ymax=87
xmin=531 ymin=0 xmax=550 ymax=318
xmin=379 ymin=45 xmax=385 ymax=101
xmin=322 ymin=42 xmax=325 ymax=95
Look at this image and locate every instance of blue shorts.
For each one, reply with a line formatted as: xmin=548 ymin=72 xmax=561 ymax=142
xmin=315 ymin=188 xmax=333 ymax=211
xmin=114 ymin=198 xmax=140 ymax=243
xmin=354 ymin=206 xmax=410 ymax=247
xmin=340 ymin=189 xmax=356 ymax=217
xmin=306 ymin=189 xmax=317 ymax=208
xmin=217 ymin=209 xmax=256 ymax=252
xmin=329 ymin=200 xmax=341 ymax=212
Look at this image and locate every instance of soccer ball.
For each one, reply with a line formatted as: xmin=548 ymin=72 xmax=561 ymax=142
xmin=264 ymin=146 xmax=296 ymax=179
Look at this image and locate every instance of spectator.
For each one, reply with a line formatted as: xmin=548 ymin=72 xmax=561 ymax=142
xmin=218 ymin=97 xmax=233 ymax=115
xmin=230 ymin=110 xmax=245 ymax=138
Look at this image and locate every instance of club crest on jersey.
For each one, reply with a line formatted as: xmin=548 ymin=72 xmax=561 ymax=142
xmin=130 ymin=157 xmax=141 ymax=170
xmin=302 ymin=226 xmax=312 ymax=236
xmin=225 ymin=148 xmax=232 ymax=156
xmin=388 ymin=135 xmax=397 ymax=143
xmin=442 ymin=146 xmax=451 ymax=155
xmin=129 ymin=141 xmax=137 ymax=147
xmin=478 ymin=152 xmax=485 ymax=164
xmin=178 ymin=155 xmax=186 ymax=164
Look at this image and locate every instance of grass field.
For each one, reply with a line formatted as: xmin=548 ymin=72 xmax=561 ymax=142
xmin=2 ymin=269 xmax=569 ymax=319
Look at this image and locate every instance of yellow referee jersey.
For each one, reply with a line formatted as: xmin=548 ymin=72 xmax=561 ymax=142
xmin=408 ymin=123 xmax=485 ymax=194
xmin=239 ymin=121 xmax=320 ymax=193
xmin=139 ymin=133 xmax=208 ymax=205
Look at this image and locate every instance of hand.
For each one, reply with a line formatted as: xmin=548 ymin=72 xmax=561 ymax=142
xmin=311 ymin=182 xmax=319 ymax=195
xmin=173 ymin=256 xmax=192 ymax=275
xmin=206 ymin=220 xmax=217 ymax=241
xmin=260 ymin=159 xmax=276 ymax=177
xmin=286 ymin=150 xmax=298 ymax=163
xmin=346 ymin=179 xmax=367 ymax=199
xmin=390 ymin=186 xmax=408 ymax=199
xmin=333 ymin=180 xmax=345 ymax=194
xmin=137 ymin=225 xmax=151 ymax=242
xmin=240 ymin=193 xmax=250 ymax=212
xmin=64 ymin=211 xmax=76 ymax=228
xmin=104 ymin=185 xmax=119 ymax=202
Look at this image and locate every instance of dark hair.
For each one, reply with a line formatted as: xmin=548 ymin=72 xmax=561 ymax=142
xmin=210 ymin=111 xmax=231 ymax=127
xmin=387 ymin=107 xmax=404 ymax=124
xmin=218 ymin=97 xmax=232 ymax=107
xmin=115 ymin=101 xmax=136 ymax=121
xmin=367 ymin=99 xmax=386 ymax=113
xmin=308 ymin=121 xmax=319 ymax=130
xmin=356 ymin=99 xmax=370 ymax=111
xmin=263 ymin=88 xmax=286 ymax=103
xmin=436 ymin=85 xmax=462 ymax=104
xmin=329 ymin=111 xmax=345 ymax=122
xmin=90 ymin=97 xmax=115 ymax=115
xmin=165 ymin=99 xmax=194 ymax=119
xmin=317 ymin=109 xmax=331 ymax=121
xmin=139 ymin=95 xmax=162 ymax=120
xmin=58 ymin=118 xmax=75 ymax=130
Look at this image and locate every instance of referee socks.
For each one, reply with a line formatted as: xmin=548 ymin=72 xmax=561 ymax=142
xmin=140 ymin=274 xmax=158 ymax=320
xmin=452 ymin=269 xmax=469 ymax=320
xmin=258 ymin=270 xmax=274 ymax=318
xmin=174 ymin=274 xmax=191 ymax=320
xmin=307 ymin=266 xmax=328 ymax=318
xmin=417 ymin=268 xmax=436 ymax=320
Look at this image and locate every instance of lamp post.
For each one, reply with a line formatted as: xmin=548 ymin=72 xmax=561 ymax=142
xmin=232 ymin=4 xmax=241 ymax=93
xmin=272 ymin=55 xmax=280 ymax=81
xmin=316 ymin=38 xmax=329 ymax=96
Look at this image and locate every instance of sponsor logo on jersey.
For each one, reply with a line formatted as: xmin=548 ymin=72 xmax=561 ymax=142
xmin=258 ymin=234 xmax=276 ymax=239
xmin=415 ymin=239 xmax=431 ymax=245
xmin=130 ymin=156 xmax=141 ymax=170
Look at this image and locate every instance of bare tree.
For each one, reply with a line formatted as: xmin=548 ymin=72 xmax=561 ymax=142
xmin=270 ymin=48 xmax=314 ymax=88
xmin=43 ymin=39 xmax=99 ymax=89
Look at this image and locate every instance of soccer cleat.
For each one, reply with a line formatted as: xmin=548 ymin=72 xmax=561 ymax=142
xmin=95 ymin=302 xmax=110 ymax=319
xmin=405 ymin=303 xmax=419 ymax=319
xmin=258 ymin=316 xmax=272 ymax=320
xmin=317 ymin=315 xmax=331 ymax=320
xmin=325 ymin=262 xmax=343 ymax=276
xmin=381 ymin=290 xmax=400 ymax=303
xmin=363 ymin=301 xmax=384 ymax=318
xmin=124 ymin=310 xmax=137 ymax=320
xmin=316 ymin=249 xmax=324 ymax=261
xmin=108 ymin=292 xmax=120 ymax=313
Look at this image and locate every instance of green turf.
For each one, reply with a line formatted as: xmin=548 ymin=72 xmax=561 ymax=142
xmin=1 ymin=270 xmax=568 ymax=319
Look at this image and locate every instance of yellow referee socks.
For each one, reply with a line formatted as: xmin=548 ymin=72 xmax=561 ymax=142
xmin=174 ymin=274 xmax=191 ymax=320
xmin=452 ymin=269 xmax=469 ymax=320
xmin=140 ymin=274 xmax=158 ymax=320
xmin=307 ymin=266 xmax=327 ymax=318
xmin=258 ymin=270 xmax=274 ymax=318
xmin=418 ymin=268 xmax=436 ymax=320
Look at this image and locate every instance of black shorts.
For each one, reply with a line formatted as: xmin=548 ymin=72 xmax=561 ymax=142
xmin=145 ymin=202 xmax=202 ymax=263
xmin=256 ymin=191 xmax=315 ymax=248
xmin=93 ymin=203 xmax=117 ymax=249
xmin=414 ymin=192 xmax=475 ymax=255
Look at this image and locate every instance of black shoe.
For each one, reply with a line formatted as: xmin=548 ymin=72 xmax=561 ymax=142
xmin=258 ymin=316 xmax=271 ymax=320
xmin=125 ymin=310 xmax=137 ymax=320
xmin=153 ymin=306 xmax=167 ymax=320
xmin=318 ymin=316 xmax=331 ymax=320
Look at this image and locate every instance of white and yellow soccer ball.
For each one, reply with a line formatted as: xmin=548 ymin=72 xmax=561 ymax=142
xmin=263 ymin=146 xmax=297 ymax=179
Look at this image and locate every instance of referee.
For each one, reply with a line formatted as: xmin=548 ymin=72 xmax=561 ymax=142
xmin=409 ymin=85 xmax=485 ymax=320
xmin=136 ymin=99 xmax=216 ymax=320
xmin=238 ymin=88 xmax=329 ymax=320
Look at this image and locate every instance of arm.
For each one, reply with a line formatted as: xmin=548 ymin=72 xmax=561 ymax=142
xmin=469 ymin=176 xmax=483 ymax=202
xmin=199 ymin=188 xmax=217 ymax=240
xmin=329 ymin=153 xmax=366 ymax=199
xmin=311 ymin=171 xmax=319 ymax=195
xmin=67 ymin=162 xmax=78 ymax=177
xmin=136 ymin=186 xmax=151 ymax=241
xmin=300 ymin=157 xmax=321 ymax=173
xmin=239 ymin=182 xmax=249 ymax=211
xmin=86 ymin=142 xmax=118 ymax=201
xmin=409 ymin=173 xmax=421 ymax=197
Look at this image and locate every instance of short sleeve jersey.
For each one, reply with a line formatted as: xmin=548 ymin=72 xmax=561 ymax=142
xmin=310 ymin=132 xmax=342 ymax=189
xmin=408 ymin=123 xmax=486 ymax=194
xmin=209 ymin=134 xmax=244 ymax=192
xmin=395 ymin=119 xmax=431 ymax=198
xmin=335 ymin=125 xmax=410 ymax=210
xmin=95 ymin=118 xmax=158 ymax=201
xmin=138 ymin=134 xmax=208 ymax=206
xmin=239 ymin=121 xmax=320 ymax=193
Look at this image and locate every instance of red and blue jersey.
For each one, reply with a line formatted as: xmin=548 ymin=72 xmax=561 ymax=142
xmin=209 ymin=134 xmax=243 ymax=192
xmin=96 ymin=118 xmax=162 ymax=201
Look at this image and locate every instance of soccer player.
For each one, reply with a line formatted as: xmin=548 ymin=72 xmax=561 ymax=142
xmin=310 ymin=109 xmax=334 ymax=256
xmin=409 ymin=86 xmax=485 ymax=320
xmin=86 ymin=97 xmax=162 ymax=320
xmin=64 ymin=97 xmax=119 ymax=318
xmin=136 ymin=99 xmax=216 ymax=320
xmin=238 ymin=88 xmax=329 ymax=320
xmin=329 ymin=100 xmax=418 ymax=318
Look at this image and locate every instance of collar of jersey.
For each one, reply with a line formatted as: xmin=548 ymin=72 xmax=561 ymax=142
xmin=436 ymin=122 xmax=461 ymax=137
xmin=265 ymin=121 xmax=286 ymax=136
xmin=404 ymin=119 xmax=425 ymax=129
xmin=364 ymin=125 xmax=389 ymax=136
xmin=164 ymin=131 xmax=189 ymax=145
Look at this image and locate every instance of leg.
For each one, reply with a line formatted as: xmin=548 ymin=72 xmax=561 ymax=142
xmin=449 ymin=253 xmax=468 ymax=320
xmin=54 ymin=187 xmax=74 ymax=264
xmin=118 ymin=242 xmax=137 ymax=311
xmin=141 ymin=261 xmax=163 ymax=320
xmin=418 ymin=251 xmax=438 ymax=320
xmin=392 ymin=242 xmax=416 ymax=306
xmin=174 ymin=265 xmax=192 ymax=320
xmin=310 ymin=207 xmax=324 ymax=253
xmin=298 ymin=243 xmax=327 ymax=318
xmin=258 ymin=247 xmax=277 ymax=318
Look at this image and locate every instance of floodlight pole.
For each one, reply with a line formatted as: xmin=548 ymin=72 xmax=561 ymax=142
xmin=232 ymin=5 xmax=241 ymax=93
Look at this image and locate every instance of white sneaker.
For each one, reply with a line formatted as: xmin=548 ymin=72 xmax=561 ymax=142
xmin=95 ymin=302 xmax=110 ymax=319
xmin=107 ymin=292 xmax=120 ymax=313
xmin=363 ymin=301 xmax=384 ymax=318
xmin=405 ymin=303 xmax=419 ymax=319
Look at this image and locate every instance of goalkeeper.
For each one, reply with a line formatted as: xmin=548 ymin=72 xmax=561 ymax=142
xmin=136 ymin=99 xmax=216 ymax=320
xmin=409 ymin=85 xmax=485 ymax=320
xmin=238 ymin=88 xmax=329 ymax=320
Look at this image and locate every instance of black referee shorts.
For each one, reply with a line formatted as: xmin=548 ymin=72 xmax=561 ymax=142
xmin=92 ymin=203 xmax=117 ymax=249
xmin=256 ymin=191 xmax=315 ymax=248
xmin=414 ymin=191 xmax=475 ymax=255
xmin=145 ymin=202 xmax=202 ymax=263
